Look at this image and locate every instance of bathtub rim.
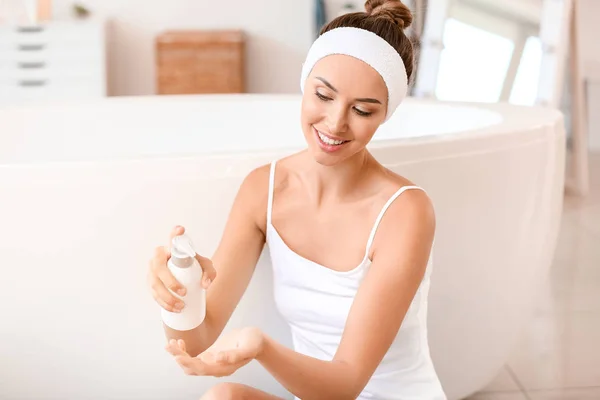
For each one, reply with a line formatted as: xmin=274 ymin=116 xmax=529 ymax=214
xmin=0 ymin=94 xmax=565 ymax=168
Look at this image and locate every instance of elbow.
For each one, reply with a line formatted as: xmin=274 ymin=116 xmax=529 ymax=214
xmin=302 ymin=363 xmax=364 ymax=400
xmin=163 ymin=317 xmax=216 ymax=358
xmin=186 ymin=336 xmax=211 ymax=358
xmin=330 ymin=388 xmax=362 ymax=400
xmin=187 ymin=346 xmax=202 ymax=358
xmin=337 ymin=382 xmax=363 ymax=400
xmin=330 ymin=362 xmax=367 ymax=400
xmin=346 ymin=386 xmax=365 ymax=400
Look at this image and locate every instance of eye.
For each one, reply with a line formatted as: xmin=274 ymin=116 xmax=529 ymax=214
xmin=315 ymin=91 xmax=331 ymax=101
xmin=354 ymin=108 xmax=372 ymax=117
xmin=315 ymin=90 xmax=373 ymax=117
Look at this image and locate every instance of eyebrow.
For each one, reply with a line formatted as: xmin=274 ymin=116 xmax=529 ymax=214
xmin=315 ymin=77 xmax=382 ymax=104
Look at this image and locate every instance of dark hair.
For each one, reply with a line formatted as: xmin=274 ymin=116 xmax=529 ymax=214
xmin=319 ymin=0 xmax=415 ymax=82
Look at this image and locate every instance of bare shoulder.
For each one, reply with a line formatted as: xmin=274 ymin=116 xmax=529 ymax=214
xmin=240 ymin=153 xmax=300 ymax=202
xmin=242 ymin=163 xmax=272 ymax=191
xmin=372 ymin=168 xmax=436 ymax=254
xmin=381 ymin=166 xmax=419 ymax=189
xmin=235 ymin=154 xmax=302 ymax=232
xmin=381 ymin=167 xmax=433 ymax=205
xmin=235 ymin=163 xmax=272 ymax=233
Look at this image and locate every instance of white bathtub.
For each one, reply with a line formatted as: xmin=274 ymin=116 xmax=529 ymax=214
xmin=0 ymin=94 xmax=565 ymax=400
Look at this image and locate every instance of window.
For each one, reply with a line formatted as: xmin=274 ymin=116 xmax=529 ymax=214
xmin=435 ymin=18 xmax=515 ymax=103
xmin=509 ymin=36 xmax=543 ymax=106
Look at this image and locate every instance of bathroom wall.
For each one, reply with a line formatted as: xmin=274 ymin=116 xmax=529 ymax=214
xmin=51 ymin=0 xmax=313 ymax=96
xmin=47 ymin=0 xmax=600 ymax=142
xmin=324 ymin=0 xmax=365 ymax=21
xmin=579 ymin=0 xmax=600 ymax=77
xmin=48 ymin=0 xmax=406 ymax=97
xmin=579 ymin=0 xmax=600 ymax=150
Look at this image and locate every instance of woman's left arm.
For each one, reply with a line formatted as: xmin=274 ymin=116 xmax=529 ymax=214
xmin=256 ymin=189 xmax=436 ymax=400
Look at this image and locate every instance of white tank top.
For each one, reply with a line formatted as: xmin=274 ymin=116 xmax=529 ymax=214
xmin=265 ymin=160 xmax=447 ymax=400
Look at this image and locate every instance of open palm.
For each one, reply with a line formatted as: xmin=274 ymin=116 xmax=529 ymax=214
xmin=165 ymin=327 xmax=263 ymax=377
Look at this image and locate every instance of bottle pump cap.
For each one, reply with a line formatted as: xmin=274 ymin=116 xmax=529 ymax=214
xmin=171 ymin=234 xmax=196 ymax=268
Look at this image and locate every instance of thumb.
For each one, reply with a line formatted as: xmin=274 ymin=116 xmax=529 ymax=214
xmin=195 ymin=254 xmax=216 ymax=289
xmin=169 ymin=225 xmax=185 ymax=242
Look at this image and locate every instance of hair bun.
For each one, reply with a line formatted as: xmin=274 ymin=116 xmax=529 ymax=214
xmin=364 ymin=0 xmax=413 ymax=30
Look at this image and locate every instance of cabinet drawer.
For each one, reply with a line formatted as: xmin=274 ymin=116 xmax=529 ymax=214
xmin=0 ymin=20 xmax=103 ymax=49
xmin=0 ymin=45 xmax=103 ymax=63
xmin=0 ymin=64 xmax=103 ymax=82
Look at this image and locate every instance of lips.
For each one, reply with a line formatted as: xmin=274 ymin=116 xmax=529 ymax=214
xmin=313 ymin=126 xmax=350 ymax=153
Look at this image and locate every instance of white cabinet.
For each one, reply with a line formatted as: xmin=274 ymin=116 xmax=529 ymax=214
xmin=0 ymin=18 xmax=106 ymax=106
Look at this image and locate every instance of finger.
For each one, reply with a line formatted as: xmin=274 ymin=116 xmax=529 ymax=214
xmin=165 ymin=339 xmax=178 ymax=356
xmin=151 ymin=245 xmax=170 ymax=268
xmin=177 ymin=339 xmax=187 ymax=353
xmin=151 ymin=278 xmax=184 ymax=312
xmin=198 ymin=351 xmax=216 ymax=364
xmin=156 ymin=262 xmax=187 ymax=297
xmin=166 ymin=339 xmax=188 ymax=357
xmin=187 ymin=354 xmax=238 ymax=377
xmin=152 ymin=288 xmax=181 ymax=313
xmin=183 ymin=367 xmax=197 ymax=376
xmin=165 ymin=342 xmax=178 ymax=356
xmin=151 ymin=246 xmax=187 ymax=296
xmin=195 ymin=254 xmax=217 ymax=289
xmin=175 ymin=354 xmax=194 ymax=366
xmin=199 ymin=349 xmax=237 ymax=365
xmin=169 ymin=225 xmax=185 ymax=241
xmin=176 ymin=355 xmax=212 ymax=376
xmin=174 ymin=356 xmax=199 ymax=376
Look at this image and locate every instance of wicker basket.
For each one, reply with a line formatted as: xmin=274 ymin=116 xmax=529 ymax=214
xmin=155 ymin=30 xmax=245 ymax=94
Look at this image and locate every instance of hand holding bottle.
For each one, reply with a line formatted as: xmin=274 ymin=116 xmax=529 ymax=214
xmin=147 ymin=225 xmax=217 ymax=330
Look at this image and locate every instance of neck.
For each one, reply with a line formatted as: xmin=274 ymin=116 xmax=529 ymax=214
xmin=301 ymin=149 xmax=377 ymax=204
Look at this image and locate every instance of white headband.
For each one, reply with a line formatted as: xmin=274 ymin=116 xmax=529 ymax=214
xmin=300 ymin=27 xmax=408 ymax=122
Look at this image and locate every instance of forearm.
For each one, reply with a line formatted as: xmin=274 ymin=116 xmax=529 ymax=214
xmin=163 ymin=315 xmax=218 ymax=357
xmin=256 ymin=334 xmax=360 ymax=400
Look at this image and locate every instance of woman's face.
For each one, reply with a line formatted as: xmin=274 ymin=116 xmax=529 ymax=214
xmin=300 ymin=54 xmax=388 ymax=166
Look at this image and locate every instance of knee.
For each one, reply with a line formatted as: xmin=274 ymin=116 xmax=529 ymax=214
xmin=200 ymin=382 xmax=240 ymax=400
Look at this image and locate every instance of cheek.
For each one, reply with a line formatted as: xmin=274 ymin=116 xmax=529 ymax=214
xmin=351 ymin=119 xmax=379 ymax=143
xmin=301 ymin=95 xmax=323 ymax=123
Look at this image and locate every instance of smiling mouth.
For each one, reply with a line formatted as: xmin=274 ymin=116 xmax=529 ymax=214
xmin=314 ymin=127 xmax=350 ymax=146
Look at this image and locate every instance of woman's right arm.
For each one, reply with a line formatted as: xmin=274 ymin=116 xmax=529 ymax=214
xmin=147 ymin=165 xmax=270 ymax=357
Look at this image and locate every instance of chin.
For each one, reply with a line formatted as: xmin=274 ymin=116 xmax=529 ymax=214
xmin=312 ymin=152 xmax=342 ymax=166
xmin=307 ymin=141 xmax=359 ymax=167
xmin=304 ymin=137 xmax=342 ymax=167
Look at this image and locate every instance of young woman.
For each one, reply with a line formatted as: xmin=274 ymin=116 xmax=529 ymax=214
xmin=147 ymin=1 xmax=447 ymax=398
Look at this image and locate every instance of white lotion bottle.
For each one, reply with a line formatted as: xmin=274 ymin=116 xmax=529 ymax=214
xmin=160 ymin=233 xmax=206 ymax=331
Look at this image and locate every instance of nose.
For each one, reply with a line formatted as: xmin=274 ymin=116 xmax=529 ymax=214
xmin=325 ymin=103 xmax=348 ymax=134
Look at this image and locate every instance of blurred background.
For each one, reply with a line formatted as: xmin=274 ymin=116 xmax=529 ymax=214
xmin=0 ymin=1 xmax=597 ymax=102
xmin=1 ymin=1 xmax=599 ymax=399
xmin=0 ymin=0 xmax=598 ymax=189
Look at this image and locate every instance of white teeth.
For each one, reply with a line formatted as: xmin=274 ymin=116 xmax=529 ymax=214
xmin=317 ymin=130 xmax=345 ymax=145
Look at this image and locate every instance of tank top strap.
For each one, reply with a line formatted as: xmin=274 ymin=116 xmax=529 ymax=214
xmin=267 ymin=160 xmax=277 ymax=226
xmin=364 ymin=185 xmax=425 ymax=258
